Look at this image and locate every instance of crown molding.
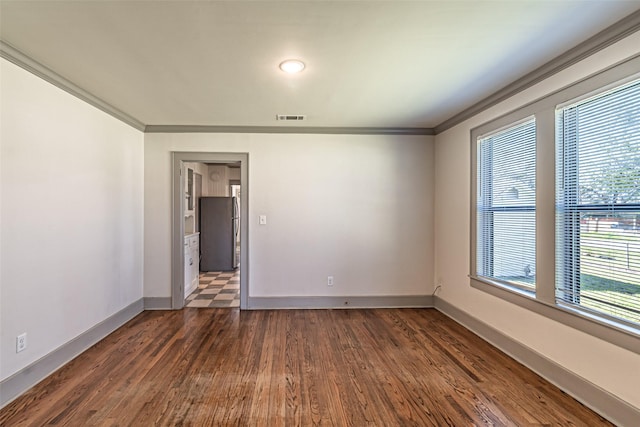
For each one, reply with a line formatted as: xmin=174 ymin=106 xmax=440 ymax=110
xmin=434 ymin=8 xmax=640 ymax=135
xmin=0 ymin=40 xmax=146 ymax=131
xmin=0 ymin=42 xmax=432 ymax=136
xmin=144 ymin=125 xmax=434 ymax=135
xmin=4 ymin=6 xmax=640 ymax=137
xmin=0 ymin=41 xmax=432 ymax=136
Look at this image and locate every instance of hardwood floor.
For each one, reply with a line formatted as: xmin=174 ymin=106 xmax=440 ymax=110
xmin=0 ymin=308 xmax=612 ymax=426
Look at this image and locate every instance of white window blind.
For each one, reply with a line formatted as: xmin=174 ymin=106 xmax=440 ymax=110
xmin=477 ymin=118 xmax=536 ymax=290
xmin=556 ymin=78 xmax=640 ymax=326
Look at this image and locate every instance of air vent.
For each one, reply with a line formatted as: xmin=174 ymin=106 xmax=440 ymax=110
xmin=276 ymin=114 xmax=306 ymax=121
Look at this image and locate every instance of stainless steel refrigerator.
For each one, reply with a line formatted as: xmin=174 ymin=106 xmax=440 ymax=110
xmin=199 ymin=197 xmax=239 ymax=271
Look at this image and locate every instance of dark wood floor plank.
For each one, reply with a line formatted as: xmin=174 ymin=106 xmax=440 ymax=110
xmin=0 ymin=308 xmax=613 ymax=426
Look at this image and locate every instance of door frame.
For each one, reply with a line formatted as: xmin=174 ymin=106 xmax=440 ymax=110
xmin=171 ymin=152 xmax=249 ymax=310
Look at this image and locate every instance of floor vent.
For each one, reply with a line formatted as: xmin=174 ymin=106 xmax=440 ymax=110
xmin=276 ymin=114 xmax=306 ymax=121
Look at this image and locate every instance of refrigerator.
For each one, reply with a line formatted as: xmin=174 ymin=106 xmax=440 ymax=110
xmin=199 ymin=197 xmax=239 ymax=271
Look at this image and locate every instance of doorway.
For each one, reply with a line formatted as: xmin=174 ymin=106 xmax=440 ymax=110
xmin=230 ymin=180 xmax=241 ymax=261
xmin=172 ymin=152 xmax=248 ymax=310
xmin=186 ymin=167 xmax=240 ymax=308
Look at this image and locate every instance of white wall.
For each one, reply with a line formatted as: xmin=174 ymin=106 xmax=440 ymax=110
xmin=144 ymin=133 xmax=434 ymax=299
xmin=183 ymin=162 xmax=235 ymax=197
xmin=434 ymin=32 xmax=640 ymax=408
xmin=0 ymin=59 xmax=144 ymax=380
xmin=228 ymin=166 xmax=241 ymax=182
xmin=206 ymin=164 xmax=230 ymax=196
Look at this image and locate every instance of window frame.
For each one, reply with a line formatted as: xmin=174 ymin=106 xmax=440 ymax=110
xmin=555 ymin=80 xmax=640 ymax=328
xmin=475 ymin=117 xmax=537 ymax=293
xmin=469 ymin=53 xmax=640 ymax=355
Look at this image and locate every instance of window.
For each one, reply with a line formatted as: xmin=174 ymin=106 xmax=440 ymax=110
xmin=476 ymin=119 xmax=536 ymax=291
xmin=471 ymin=55 xmax=640 ymax=353
xmin=556 ymin=79 xmax=640 ymax=326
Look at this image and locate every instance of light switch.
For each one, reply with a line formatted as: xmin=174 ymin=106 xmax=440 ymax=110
xmin=259 ymin=215 xmax=267 ymax=225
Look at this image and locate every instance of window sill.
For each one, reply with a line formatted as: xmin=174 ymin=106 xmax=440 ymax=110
xmin=470 ymin=276 xmax=640 ymax=355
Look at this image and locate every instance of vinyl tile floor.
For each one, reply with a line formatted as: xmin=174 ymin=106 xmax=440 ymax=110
xmin=185 ymin=270 xmax=240 ymax=308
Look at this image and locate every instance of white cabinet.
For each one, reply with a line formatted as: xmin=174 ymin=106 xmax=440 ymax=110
xmin=185 ymin=167 xmax=195 ymax=213
xmin=184 ymin=233 xmax=200 ymax=298
xmin=184 ymin=167 xmax=196 ymax=235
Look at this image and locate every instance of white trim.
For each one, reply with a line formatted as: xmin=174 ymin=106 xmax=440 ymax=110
xmin=469 ymin=54 xmax=640 ymax=354
xmin=434 ymin=297 xmax=640 ymax=427
xmin=247 ymin=295 xmax=433 ymax=309
xmin=143 ymin=297 xmax=172 ymax=310
xmin=435 ymin=9 xmax=640 ymax=134
xmin=0 ymin=41 xmax=145 ymax=131
xmin=0 ymin=299 xmax=143 ymax=409
xmin=470 ymin=278 xmax=640 ymax=354
xmin=145 ymin=125 xmax=434 ymax=135
xmin=4 ymin=7 xmax=639 ymax=138
xmin=171 ymin=152 xmax=249 ymax=310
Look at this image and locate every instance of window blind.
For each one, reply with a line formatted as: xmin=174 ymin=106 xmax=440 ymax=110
xmin=556 ymin=78 xmax=640 ymax=325
xmin=477 ymin=118 xmax=536 ymax=290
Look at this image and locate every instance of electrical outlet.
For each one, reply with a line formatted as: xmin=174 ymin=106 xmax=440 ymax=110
xmin=16 ymin=333 xmax=27 ymax=353
xmin=327 ymin=276 xmax=334 ymax=286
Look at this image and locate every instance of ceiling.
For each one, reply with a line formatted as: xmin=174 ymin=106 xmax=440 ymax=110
xmin=1 ymin=1 xmax=640 ymax=131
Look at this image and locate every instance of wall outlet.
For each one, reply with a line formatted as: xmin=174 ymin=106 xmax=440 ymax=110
xmin=16 ymin=333 xmax=27 ymax=353
xmin=327 ymin=276 xmax=334 ymax=286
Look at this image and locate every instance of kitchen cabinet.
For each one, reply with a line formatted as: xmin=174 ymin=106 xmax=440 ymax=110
xmin=185 ymin=166 xmax=196 ymax=235
xmin=185 ymin=167 xmax=195 ymax=213
xmin=184 ymin=233 xmax=200 ymax=298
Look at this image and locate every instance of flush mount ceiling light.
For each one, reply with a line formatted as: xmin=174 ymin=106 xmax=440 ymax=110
xmin=279 ymin=59 xmax=305 ymax=74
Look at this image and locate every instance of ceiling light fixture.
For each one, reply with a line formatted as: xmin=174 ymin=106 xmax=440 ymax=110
xmin=279 ymin=59 xmax=305 ymax=74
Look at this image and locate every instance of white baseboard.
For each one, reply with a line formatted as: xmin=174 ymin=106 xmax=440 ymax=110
xmin=5 ymin=295 xmax=635 ymax=425
xmin=0 ymin=299 xmax=143 ymax=409
xmin=247 ymin=295 xmax=433 ymax=309
xmin=143 ymin=297 xmax=172 ymax=310
xmin=434 ymin=297 xmax=640 ymax=427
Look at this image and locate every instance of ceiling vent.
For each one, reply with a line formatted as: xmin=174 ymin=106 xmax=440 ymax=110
xmin=276 ymin=114 xmax=306 ymax=121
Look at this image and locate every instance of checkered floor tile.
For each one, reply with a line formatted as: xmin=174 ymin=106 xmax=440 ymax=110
xmin=185 ymin=270 xmax=240 ymax=308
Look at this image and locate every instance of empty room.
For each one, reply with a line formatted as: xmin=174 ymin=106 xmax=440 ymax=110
xmin=1 ymin=1 xmax=639 ymax=425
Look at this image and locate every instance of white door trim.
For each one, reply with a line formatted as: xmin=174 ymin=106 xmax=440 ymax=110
xmin=171 ymin=152 xmax=249 ymax=309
